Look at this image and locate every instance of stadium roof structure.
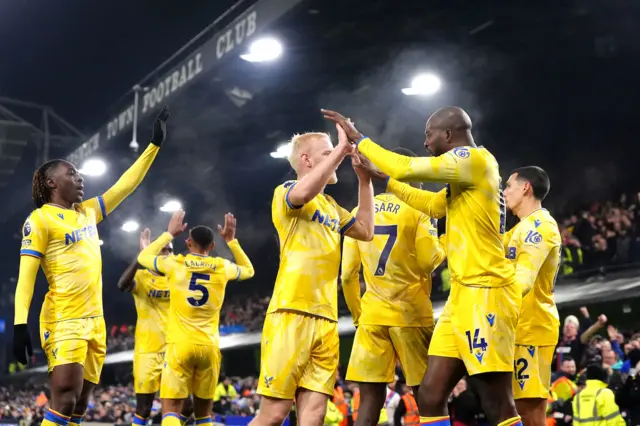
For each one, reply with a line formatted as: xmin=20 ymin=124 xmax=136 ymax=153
xmin=0 ymin=0 xmax=636 ymax=301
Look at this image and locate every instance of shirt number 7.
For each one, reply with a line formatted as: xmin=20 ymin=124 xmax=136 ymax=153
xmin=373 ymin=225 xmax=397 ymax=276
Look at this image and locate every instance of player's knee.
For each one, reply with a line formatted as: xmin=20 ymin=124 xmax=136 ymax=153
xmin=52 ymin=390 xmax=78 ymax=416
xmin=417 ymin=384 xmax=447 ymax=414
xmin=297 ymin=406 xmax=326 ymax=426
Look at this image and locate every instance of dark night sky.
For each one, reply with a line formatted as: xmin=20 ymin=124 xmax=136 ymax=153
xmin=0 ymin=0 xmax=240 ymax=130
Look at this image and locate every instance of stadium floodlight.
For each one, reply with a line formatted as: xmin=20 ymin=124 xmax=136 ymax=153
xmin=240 ymin=38 xmax=283 ymax=62
xmin=122 ymin=220 xmax=139 ymax=233
xmin=99 ymin=239 xmax=104 ymax=246
xmin=79 ymin=158 xmax=107 ymax=177
xmin=270 ymin=142 xmax=292 ymax=159
xmin=160 ymin=200 xmax=182 ymax=213
xmin=401 ymin=73 xmax=442 ymax=96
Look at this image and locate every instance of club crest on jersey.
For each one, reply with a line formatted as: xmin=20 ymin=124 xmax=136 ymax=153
xmin=263 ymin=375 xmax=274 ymax=388
xmin=524 ymin=230 xmax=542 ymax=244
xmin=452 ymin=147 xmax=470 ymax=159
xmin=23 ymin=221 xmax=31 ymax=237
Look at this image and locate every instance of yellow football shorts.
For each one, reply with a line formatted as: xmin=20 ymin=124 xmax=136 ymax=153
xmin=160 ymin=342 xmax=221 ymax=400
xmin=429 ymin=283 xmax=521 ymax=376
xmin=133 ymin=351 xmax=165 ymax=394
xmin=347 ymin=324 xmax=432 ymax=387
xmin=257 ymin=311 xmax=339 ymax=399
xmin=512 ymin=345 xmax=554 ymax=400
xmin=40 ymin=316 xmax=107 ymax=384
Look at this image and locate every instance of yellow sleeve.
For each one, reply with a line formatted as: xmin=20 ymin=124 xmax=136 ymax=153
xmin=137 ymin=232 xmax=174 ymax=275
xmin=81 ymin=144 xmax=159 ymax=222
xmin=15 ymin=213 xmax=48 ymax=324
xmin=415 ymin=214 xmax=445 ymax=275
xmin=514 ymin=222 xmax=557 ymax=296
xmin=335 ymin=201 xmax=356 ymax=235
xmin=357 ymin=137 xmax=475 ymax=184
xmin=274 ymin=181 xmax=317 ymax=217
xmin=387 ymin=179 xmax=447 ymax=219
xmin=341 ymin=236 xmax=362 ymax=325
xmin=223 ymin=239 xmax=255 ymax=281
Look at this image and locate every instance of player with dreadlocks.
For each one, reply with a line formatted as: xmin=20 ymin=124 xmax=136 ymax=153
xmin=13 ymin=107 xmax=171 ymax=426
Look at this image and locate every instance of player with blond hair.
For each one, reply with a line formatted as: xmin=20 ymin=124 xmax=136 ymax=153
xmin=250 ymin=125 xmax=375 ymax=426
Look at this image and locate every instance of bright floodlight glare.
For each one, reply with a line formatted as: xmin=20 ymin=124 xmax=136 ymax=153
xmin=240 ymin=38 xmax=283 ymax=62
xmin=99 ymin=239 xmax=104 ymax=246
xmin=160 ymin=200 xmax=182 ymax=213
xmin=401 ymin=73 xmax=442 ymax=96
xmin=122 ymin=220 xmax=139 ymax=233
xmin=269 ymin=142 xmax=292 ymax=159
xmin=79 ymin=158 xmax=107 ymax=177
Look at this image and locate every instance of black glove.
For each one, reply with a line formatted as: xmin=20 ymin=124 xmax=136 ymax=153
xmin=150 ymin=106 xmax=170 ymax=147
xmin=13 ymin=324 xmax=33 ymax=365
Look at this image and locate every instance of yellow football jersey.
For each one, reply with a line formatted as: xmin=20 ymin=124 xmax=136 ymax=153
xmin=20 ymin=200 xmax=106 ymax=322
xmin=505 ymin=208 xmax=561 ymax=346
xmin=138 ymin=232 xmax=254 ymax=346
xmin=15 ymin=143 xmax=160 ymax=325
xmin=342 ymin=193 xmax=444 ymax=327
xmin=268 ymin=181 xmax=355 ymax=321
xmin=132 ymin=268 xmax=170 ymax=353
xmin=357 ymin=138 xmax=515 ymax=289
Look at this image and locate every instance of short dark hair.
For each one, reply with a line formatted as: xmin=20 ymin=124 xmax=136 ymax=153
xmin=393 ymin=147 xmax=417 ymax=157
xmin=511 ymin=166 xmax=550 ymax=201
xmin=190 ymin=225 xmax=215 ymax=248
xmin=561 ymin=356 xmax=574 ymax=364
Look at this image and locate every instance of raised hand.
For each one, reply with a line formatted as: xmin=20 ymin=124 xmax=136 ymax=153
xmin=167 ymin=209 xmax=187 ymax=237
xmin=353 ymin=151 xmax=388 ymax=181
xmin=151 ymin=106 xmax=170 ymax=147
xmin=322 ymin=109 xmax=363 ymax=142
xmin=140 ymin=228 xmax=151 ymax=250
xmin=217 ymin=213 xmax=237 ymax=242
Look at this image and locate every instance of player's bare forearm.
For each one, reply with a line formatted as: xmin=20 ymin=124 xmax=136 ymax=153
xmin=14 ymin=256 xmax=40 ymax=324
xmin=227 ymin=239 xmax=255 ymax=280
xmin=287 ymin=144 xmax=351 ymax=207
xmin=345 ymin=177 xmax=374 ymax=241
xmin=388 ymin=179 xmax=447 ymax=219
xmin=101 ymin=144 xmax=160 ymax=215
xmin=137 ymin=232 xmax=173 ymax=274
xmin=117 ymin=258 xmax=141 ymax=292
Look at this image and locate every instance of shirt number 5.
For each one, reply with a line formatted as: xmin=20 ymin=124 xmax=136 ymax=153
xmin=188 ymin=272 xmax=210 ymax=307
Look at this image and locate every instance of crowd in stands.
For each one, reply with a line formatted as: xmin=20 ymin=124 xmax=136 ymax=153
xmin=3 ymin=305 xmax=640 ymax=425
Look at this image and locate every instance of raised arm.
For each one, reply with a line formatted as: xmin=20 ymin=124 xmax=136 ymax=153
xmin=357 ymin=137 xmax=474 ymax=184
xmin=344 ymin=156 xmax=374 ymax=241
xmin=118 ymin=229 xmax=151 ymax=292
xmin=82 ymin=107 xmax=169 ymax=221
xmin=218 ymin=213 xmax=254 ymax=281
xmin=341 ymin=236 xmax=363 ymax=325
xmin=387 ymin=179 xmax=447 ymax=219
xmin=138 ymin=232 xmax=174 ymax=275
xmin=287 ymin=125 xmax=353 ymax=208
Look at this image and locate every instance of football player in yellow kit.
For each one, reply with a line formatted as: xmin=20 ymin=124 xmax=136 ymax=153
xmin=117 ymin=228 xmax=192 ymax=425
xmin=250 ymin=125 xmax=374 ymax=426
xmin=342 ymin=148 xmax=445 ymax=426
xmin=137 ymin=210 xmax=254 ymax=426
xmin=13 ymin=107 xmax=170 ymax=426
xmin=503 ymin=166 xmax=561 ymax=426
xmin=323 ymin=107 xmax=523 ymax=426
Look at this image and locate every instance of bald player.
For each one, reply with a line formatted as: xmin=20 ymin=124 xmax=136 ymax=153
xmin=251 ymin=124 xmax=374 ymax=426
xmin=323 ymin=107 xmax=523 ymax=426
